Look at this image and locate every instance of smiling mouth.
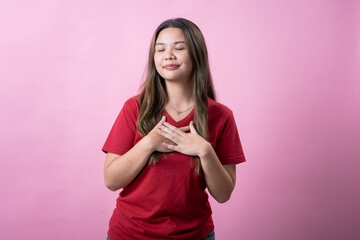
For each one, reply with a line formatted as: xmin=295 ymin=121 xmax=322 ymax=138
xmin=164 ymin=64 xmax=180 ymax=70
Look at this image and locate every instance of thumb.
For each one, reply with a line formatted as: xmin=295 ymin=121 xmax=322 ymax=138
xmin=157 ymin=116 xmax=166 ymax=126
xmin=189 ymin=121 xmax=197 ymax=134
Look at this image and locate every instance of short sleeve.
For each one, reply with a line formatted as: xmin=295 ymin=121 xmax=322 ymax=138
xmin=102 ymin=98 xmax=139 ymax=155
xmin=214 ymin=111 xmax=246 ymax=165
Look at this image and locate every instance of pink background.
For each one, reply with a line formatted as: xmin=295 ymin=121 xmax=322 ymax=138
xmin=1 ymin=1 xmax=359 ymax=239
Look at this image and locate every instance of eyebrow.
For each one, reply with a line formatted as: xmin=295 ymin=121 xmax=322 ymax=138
xmin=155 ymin=41 xmax=185 ymax=46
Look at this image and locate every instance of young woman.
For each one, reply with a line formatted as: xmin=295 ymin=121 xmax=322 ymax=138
xmin=102 ymin=18 xmax=246 ymax=240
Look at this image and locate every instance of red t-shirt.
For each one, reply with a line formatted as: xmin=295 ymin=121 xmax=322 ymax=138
xmin=102 ymin=96 xmax=246 ymax=240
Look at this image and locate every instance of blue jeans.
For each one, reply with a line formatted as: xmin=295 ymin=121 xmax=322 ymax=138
xmin=107 ymin=229 xmax=215 ymax=240
xmin=203 ymin=229 xmax=215 ymax=240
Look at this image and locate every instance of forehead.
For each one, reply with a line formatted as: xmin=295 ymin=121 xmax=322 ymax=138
xmin=155 ymin=28 xmax=185 ymax=44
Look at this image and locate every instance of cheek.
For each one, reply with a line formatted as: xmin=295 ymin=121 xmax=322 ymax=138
xmin=183 ymin=54 xmax=192 ymax=69
xmin=184 ymin=58 xmax=193 ymax=72
xmin=154 ymin=56 xmax=162 ymax=71
xmin=155 ymin=54 xmax=164 ymax=64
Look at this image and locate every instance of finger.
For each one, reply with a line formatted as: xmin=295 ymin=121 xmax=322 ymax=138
xmin=189 ymin=121 xmax=198 ymax=134
xmin=162 ymin=142 xmax=179 ymax=151
xmin=155 ymin=116 xmax=166 ymax=127
xmin=158 ymin=129 xmax=179 ymax=144
xmin=163 ymin=122 xmax=185 ymax=136
xmin=179 ymin=126 xmax=190 ymax=132
xmin=159 ymin=124 xmax=182 ymax=137
xmin=162 ymin=137 xmax=175 ymax=144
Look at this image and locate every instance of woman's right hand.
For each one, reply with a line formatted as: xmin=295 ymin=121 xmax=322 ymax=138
xmin=146 ymin=116 xmax=189 ymax=153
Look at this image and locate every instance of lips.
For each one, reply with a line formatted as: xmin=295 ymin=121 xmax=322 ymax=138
xmin=164 ymin=64 xmax=180 ymax=70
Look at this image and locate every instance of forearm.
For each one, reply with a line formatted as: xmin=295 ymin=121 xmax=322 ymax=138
xmin=199 ymin=143 xmax=235 ymax=203
xmin=105 ymin=136 xmax=154 ymax=191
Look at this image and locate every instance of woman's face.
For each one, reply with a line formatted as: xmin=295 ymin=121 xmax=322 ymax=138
xmin=154 ymin=28 xmax=193 ymax=83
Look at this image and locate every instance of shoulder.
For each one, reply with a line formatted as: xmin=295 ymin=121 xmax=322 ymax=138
xmin=208 ymin=97 xmax=233 ymax=118
xmin=207 ymin=97 xmax=239 ymax=147
xmin=121 ymin=95 xmax=141 ymax=114
xmin=117 ymin=95 xmax=141 ymax=120
xmin=124 ymin=94 xmax=141 ymax=108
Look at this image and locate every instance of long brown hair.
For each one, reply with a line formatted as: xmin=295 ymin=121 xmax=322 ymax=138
xmin=137 ymin=18 xmax=216 ymax=175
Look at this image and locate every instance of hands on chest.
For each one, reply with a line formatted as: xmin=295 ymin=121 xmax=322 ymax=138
xmin=145 ymin=116 xmax=210 ymax=157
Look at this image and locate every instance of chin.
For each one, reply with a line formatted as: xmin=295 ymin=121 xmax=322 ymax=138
xmin=161 ymin=73 xmax=181 ymax=81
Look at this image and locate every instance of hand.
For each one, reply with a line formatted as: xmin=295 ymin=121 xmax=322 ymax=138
xmin=146 ymin=116 xmax=190 ymax=153
xmin=158 ymin=121 xmax=210 ymax=157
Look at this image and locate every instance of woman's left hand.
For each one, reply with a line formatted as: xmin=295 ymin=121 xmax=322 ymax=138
xmin=158 ymin=121 xmax=210 ymax=157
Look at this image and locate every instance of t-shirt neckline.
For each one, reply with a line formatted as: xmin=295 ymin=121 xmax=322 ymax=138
xmin=163 ymin=108 xmax=194 ymax=126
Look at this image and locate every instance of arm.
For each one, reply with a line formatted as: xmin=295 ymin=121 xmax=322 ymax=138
xmin=104 ymin=137 xmax=154 ymax=191
xmin=159 ymin=121 xmax=236 ymax=203
xmin=104 ymin=116 xmax=190 ymax=191
xmin=199 ymin=143 xmax=236 ymax=203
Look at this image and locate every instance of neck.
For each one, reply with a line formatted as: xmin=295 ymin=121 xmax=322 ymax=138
xmin=165 ymin=79 xmax=194 ymax=108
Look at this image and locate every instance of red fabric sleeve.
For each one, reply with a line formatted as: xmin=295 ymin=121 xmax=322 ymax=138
xmin=214 ymin=111 xmax=246 ymax=165
xmin=102 ymin=98 xmax=139 ymax=155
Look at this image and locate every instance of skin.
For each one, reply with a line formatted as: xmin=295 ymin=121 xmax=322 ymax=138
xmin=158 ymin=121 xmax=236 ymax=203
xmin=104 ymin=27 xmax=236 ymax=203
xmin=154 ymin=28 xmax=193 ymax=84
xmin=104 ymin=117 xmax=189 ymax=191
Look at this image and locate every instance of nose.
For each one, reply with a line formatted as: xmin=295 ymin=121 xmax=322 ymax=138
xmin=164 ymin=49 xmax=175 ymax=60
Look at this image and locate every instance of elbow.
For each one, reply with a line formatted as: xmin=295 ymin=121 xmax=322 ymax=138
xmin=104 ymin=167 xmax=125 ymax=191
xmin=105 ymin=183 xmax=120 ymax=192
xmin=215 ymin=195 xmax=231 ymax=204
xmin=214 ymin=192 xmax=232 ymax=204
xmin=104 ymin=177 xmax=122 ymax=191
xmin=213 ymin=184 xmax=235 ymax=203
